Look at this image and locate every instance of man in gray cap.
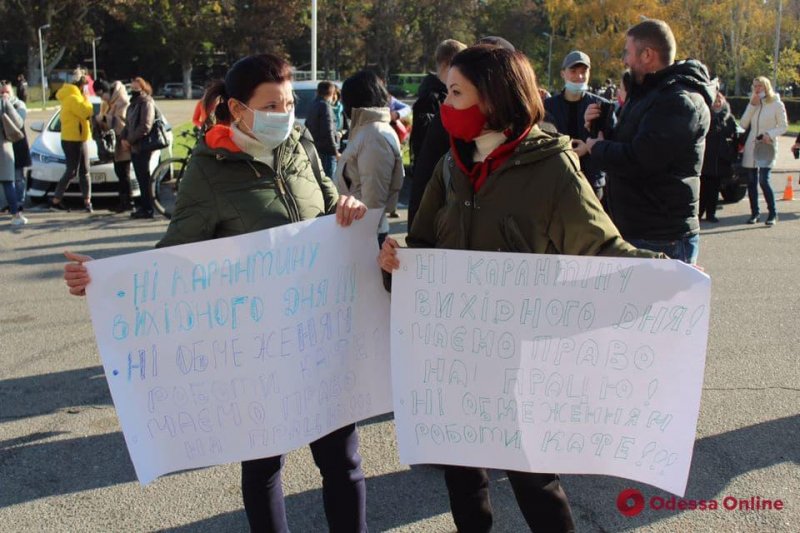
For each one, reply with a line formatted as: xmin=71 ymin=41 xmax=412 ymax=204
xmin=544 ymin=50 xmax=615 ymax=200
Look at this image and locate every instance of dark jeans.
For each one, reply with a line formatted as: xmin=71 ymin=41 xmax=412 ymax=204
xmin=2 ymin=181 xmax=20 ymax=215
xmin=320 ymin=153 xmax=337 ymax=180
xmin=114 ymin=160 xmax=133 ymax=206
xmin=55 ymin=140 xmax=90 ymax=200
xmin=628 ymin=234 xmax=700 ymax=265
xmin=14 ymin=167 xmax=26 ymax=206
xmin=699 ymin=174 xmax=720 ymax=219
xmin=241 ymin=424 xmax=366 ymax=533
xmin=443 ymin=466 xmax=575 ymax=533
xmin=746 ymin=167 xmax=776 ymax=218
xmin=131 ymin=150 xmax=154 ymax=214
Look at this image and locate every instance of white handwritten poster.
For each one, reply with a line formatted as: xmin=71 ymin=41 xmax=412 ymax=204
xmin=85 ymin=211 xmax=391 ymax=484
xmin=391 ymin=249 xmax=710 ymax=496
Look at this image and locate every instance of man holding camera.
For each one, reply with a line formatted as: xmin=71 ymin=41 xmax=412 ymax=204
xmin=585 ymin=19 xmax=714 ymax=264
xmin=545 ymin=51 xmax=614 ymax=201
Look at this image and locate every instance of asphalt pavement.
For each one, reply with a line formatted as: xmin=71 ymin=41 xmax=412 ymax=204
xmin=1 ymin=100 xmax=798 ymax=532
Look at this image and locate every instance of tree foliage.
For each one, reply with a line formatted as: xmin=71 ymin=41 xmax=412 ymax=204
xmin=0 ymin=0 xmax=797 ymax=97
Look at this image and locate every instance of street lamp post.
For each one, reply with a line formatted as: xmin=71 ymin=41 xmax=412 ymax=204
xmin=772 ymin=0 xmax=783 ymax=90
xmin=92 ymin=37 xmax=102 ymax=80
xmin=38 ymin=24 xmax=50 ymax=109
xmin=542 ymin=32 xmax=553 ymax=91
xmin=311 ymin=0 xmax=317 ymax=82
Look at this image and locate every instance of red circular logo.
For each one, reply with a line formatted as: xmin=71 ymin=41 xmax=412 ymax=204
xmin=617 ymin=488 xmax=645 ymax=517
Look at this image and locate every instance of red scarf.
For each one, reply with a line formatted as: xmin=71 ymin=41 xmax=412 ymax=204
xmin=449 ymin=126 xmax=532 ymax=192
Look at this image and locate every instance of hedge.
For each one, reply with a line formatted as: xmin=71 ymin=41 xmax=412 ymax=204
xmin=727 ymin=96 xmax=800 ymax=124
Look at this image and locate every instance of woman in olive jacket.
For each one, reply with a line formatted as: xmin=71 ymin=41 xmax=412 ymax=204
xmin=64 ymin=54 xmax=368 ymax=533
xmin=379 ymin=45 xmax=661 ymax=533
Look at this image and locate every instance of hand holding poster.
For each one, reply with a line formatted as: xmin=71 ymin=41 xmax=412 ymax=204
xmin=85 ymin=211 xmax=391 ymax=484
xmin=390 ymin=249 xmax=710 ymax=496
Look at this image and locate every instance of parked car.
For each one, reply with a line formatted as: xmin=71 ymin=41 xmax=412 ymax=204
xmin=27 ymin=96 xmax=174 ymax=201
xmin=159 ymin=83 xmax=204 ymax=99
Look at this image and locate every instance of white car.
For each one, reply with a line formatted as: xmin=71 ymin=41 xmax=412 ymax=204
xmin=27 ymin=96 xmax=173 ymax=200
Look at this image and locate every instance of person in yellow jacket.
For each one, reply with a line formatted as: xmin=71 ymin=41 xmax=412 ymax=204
xmin=50 ymin=69 xmax=94 ymax=212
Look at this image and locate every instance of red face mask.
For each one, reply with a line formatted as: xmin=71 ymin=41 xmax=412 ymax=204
xmin=440 ymin=103 xmax=487 ymax=141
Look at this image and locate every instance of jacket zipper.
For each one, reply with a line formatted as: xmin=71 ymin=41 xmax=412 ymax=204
xmin=273 ymin=144 xmax=301 ymax=223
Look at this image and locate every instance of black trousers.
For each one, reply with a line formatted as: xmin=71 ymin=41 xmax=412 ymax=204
xmin=443 ymin=466 xmax=575 ymax=533
xmin=114 ymin=160 xmax=133 ymax=206
xmin=55 ymin=140 xmax=90 ymax=200
xmin=699 ymin=174 xmax=720 ymax=219
xmin=131 ymin=150 xmax=154 ymax=214
xmin=241 ymin=424 xmax=367 ymax=533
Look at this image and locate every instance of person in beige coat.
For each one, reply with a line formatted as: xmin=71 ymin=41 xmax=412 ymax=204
xmin=335 ymin=70 xmax=404 ymax=247
xmin=739 ymin=76 xmax=788 ymax=225
xmin=95 ymin=79 xmax=133 ymax=211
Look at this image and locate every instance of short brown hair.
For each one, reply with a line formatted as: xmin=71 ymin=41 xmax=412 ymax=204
xmin=435 ymin=39 xmax=467 ymax=67
xmin=133 ymin=76 xmax=153 ymax=96
xmin=317 ymin=80 xmax=335 ymax=97
xmin=627 ymin=19 xmax=676 ymax=66
xmin=449 ymin=45 xmax=544 ymax=134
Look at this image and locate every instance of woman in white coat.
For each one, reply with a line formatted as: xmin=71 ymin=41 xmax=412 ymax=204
xmin=335 ymin=70 xmax=404 ymax=247
xmin=739 ymin=76 xmax=788 ymax=226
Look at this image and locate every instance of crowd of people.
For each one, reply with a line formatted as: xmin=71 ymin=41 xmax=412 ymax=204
xmin=39 ymin=15 xmax=800 ymax=533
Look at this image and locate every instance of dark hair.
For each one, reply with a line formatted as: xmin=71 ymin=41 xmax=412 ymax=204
xmin=317 ymin=80 xmax=335 ymax=98
xmin=93 ymin=79 xmax=110 ymax=95
xmin=476 ymin=36 xmax=515 ymax=52
xmin=340 ymin=70 xmax=389 ymax=118
xmin=449 ymin=45 xmax=544 ymax=135
xmin=203 ymin=54 xmax=293 ymax=124
xmin=627 ymin=19 xmax=676 ymax=66
xmin=133 ymin=76 xmax=152 ymax=95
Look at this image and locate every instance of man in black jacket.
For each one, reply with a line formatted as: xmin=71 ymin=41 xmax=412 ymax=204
xmin=407 ymin=39 xmax=467 ymax=229
xmin=586 ymin=19 xmax=714 ymax=264
xmin=544 ymin=50 xmax=615 ymax=200
xmin=305 ymin=81 xmax=339 ymax=178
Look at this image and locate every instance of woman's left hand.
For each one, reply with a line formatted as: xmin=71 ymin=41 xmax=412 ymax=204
xmin=335 ymin=195 xmax=367 ymax=227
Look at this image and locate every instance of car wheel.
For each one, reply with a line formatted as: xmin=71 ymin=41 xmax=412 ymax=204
xmin=720 ymin=183 xmax=747 ymax=203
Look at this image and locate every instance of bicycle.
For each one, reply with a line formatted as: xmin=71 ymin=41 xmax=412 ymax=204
xmin=150 ymin=128 xmax=202 ymax=219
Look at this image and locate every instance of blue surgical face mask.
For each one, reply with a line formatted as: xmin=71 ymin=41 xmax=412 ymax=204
xmin=565 ymin=81 xmax=589 ymax=95
xmin=241 ymin=104 xmax=295 ymax=149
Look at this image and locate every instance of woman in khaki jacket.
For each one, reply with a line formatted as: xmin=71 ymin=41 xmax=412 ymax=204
xmin=379 ymin=44 xmax=661 ymax=533
xmin=95 ymin=79 xmax=133 ymax=212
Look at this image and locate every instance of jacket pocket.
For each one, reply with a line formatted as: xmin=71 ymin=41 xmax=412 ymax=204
xmin=500 ymin=216 xmax=534 ymax=253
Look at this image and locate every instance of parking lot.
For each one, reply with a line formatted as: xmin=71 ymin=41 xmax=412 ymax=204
xmin=1 ymin=100 xmax=798 ymax=531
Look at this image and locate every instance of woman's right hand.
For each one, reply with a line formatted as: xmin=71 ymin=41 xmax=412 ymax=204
xmin=749 ymin=92 xmax=760 ymax=106
xmin=64 ymin=251 xmax=94 ymax=296
xmin=378 ymin=237 xmax=401 ymax=273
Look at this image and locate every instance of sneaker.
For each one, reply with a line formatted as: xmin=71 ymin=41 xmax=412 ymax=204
xmin=746 ymin=215 xmax=759 ymax=224
xmin=706 ymin=216 xmax=719 ymax=223
xmin=84 ymin=202 xmax=94 ymax=213
xmin=49 ymin=200 xmax=70 ymax=212
xmin=11 ymin=214 xmax=28 ymax=226
xmin=765 ymin=215 xmax=777 ymax=226
xmin=387 ymin=211 xmax=400 ymax=219
xmin=130 ymin=210 xmax=154 ymax=219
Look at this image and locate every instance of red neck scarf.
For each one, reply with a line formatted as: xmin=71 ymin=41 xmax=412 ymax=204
xmin=449 ymin=125 xmax=532 ymax=192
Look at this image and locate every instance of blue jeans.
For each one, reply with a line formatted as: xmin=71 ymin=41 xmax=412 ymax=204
xmin=747 ymin=167 xmax=776 ymax=218
xmin=14 ymin=168 xmax=26 ymax=206
xmin=628 ymin=234 xmax=700 ymax=264
xmin=1 ymin=181 xmax=20 ymax=215
xmin=320 ymin=153 xmax=337 ymax=181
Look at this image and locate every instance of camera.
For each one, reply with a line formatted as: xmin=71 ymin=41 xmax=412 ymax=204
xmin=590 ymin=102 xmax=614 ymax=138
